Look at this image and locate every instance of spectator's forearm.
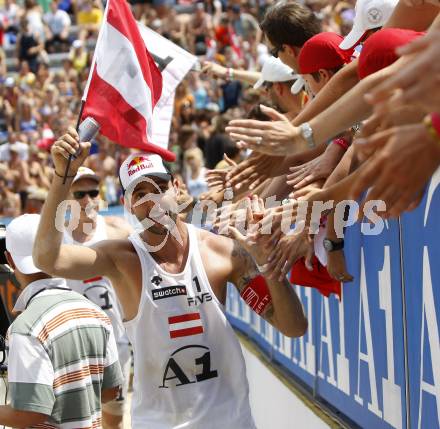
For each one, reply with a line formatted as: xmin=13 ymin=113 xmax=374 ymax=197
xmin=229 ymin=69 xmax=262 ymax=86
xmin=384 ymin=2 xmax=439 ymax=31
xmin=309 ymin=60 xmax=407 ymax=145
xmin=323 ymin=145 xmax=355 ymax=189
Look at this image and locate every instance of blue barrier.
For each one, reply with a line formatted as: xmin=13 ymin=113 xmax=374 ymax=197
xmin=226 ymin=174 xmax=440 ymax=429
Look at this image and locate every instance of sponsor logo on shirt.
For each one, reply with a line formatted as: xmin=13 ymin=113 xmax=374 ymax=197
xmin=187 ymin=293 xmax=212 ymax=307
xmin=152 ymin=285 xmax=187 ymax=301
xmin=168 ymin=312 xmax=204 ymax=339
xmin=160 ymin=344 xmax=218 ymax=388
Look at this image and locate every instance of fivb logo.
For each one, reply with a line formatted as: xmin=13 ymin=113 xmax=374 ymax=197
xmin=127 ymin=156 xmax=154 ymax=177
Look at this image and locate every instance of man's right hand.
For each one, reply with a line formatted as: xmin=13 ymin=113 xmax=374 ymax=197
xmin=51 ymin=127 xmax=91 ymax=176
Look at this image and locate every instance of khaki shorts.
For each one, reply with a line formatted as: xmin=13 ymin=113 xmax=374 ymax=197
xmin=102 ymin=343 xmax=132 ymax=416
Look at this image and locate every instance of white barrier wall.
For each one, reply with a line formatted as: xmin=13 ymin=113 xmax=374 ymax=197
xmin=241 ymin=343 xmax=330 ymax=429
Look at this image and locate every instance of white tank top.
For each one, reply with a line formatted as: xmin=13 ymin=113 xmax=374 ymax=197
xmin=125 ymin=224 xmax=256 ymax=429
xmin=63 ymin=215 xmax=127 ymax=344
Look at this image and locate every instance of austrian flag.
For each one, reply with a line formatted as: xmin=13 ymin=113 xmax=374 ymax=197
xmin=82 ymin=0 xmax=175 ymax=161
xmin=168 ymin=312 xmax=204 ymax=339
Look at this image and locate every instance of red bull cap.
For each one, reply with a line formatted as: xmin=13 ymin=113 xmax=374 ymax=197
xmin=119 ymin=152 xmax=170 ymax=191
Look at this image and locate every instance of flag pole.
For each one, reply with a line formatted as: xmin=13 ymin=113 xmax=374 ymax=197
xmin=62 ymin=100 xmax=85 ymax=184
xmin=61 ymin=0 xmax=109 ymax=184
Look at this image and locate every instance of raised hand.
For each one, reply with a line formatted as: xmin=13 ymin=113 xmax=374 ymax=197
xmin=226 ymin=105 xmax=305 ymax=156
xmin=351 ymin=123 xmax=440 ymax=218
xmin=226 ymin=152 xmax=281 ymax=191
xmin=51 ymin=127 xmax=91 ymax=176
xmin=287 ymin=143 xmax=345 ymax=191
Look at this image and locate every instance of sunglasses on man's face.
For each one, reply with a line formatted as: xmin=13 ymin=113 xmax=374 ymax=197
xmin=263 ymin=81 xmax=274 ymax=90
xmin=73 ymin=189 xmax=100 ymax=200
xmin=270 ymin=45 xmax=282 ymax=58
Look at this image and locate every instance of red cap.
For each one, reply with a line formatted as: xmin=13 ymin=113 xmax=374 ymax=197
xmin=290 ymin=255 xmax=341 ymax=299
xmin=298 ymin=32 xmax=353 ymax=75
xmin=358 ymin=28 xmax=425 ymax=79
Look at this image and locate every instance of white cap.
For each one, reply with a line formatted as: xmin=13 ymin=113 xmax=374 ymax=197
xmin=254 ymin=57 xmax=295 ymax=89
xmin=6 ymin=214 xmax=41 ymax=274
xmin=72 ymin=166 xmax=100 ymax=185
xmin=119 ymin=153 xmax=170 ymax=191
xmin=291 ymin=75 xmax=305 ymax=94
xmin=339 ymin=0 xmax=398 ymax=50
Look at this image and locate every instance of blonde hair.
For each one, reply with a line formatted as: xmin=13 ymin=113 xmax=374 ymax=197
xmin=184 ymin=147 xmax=204 ymax=164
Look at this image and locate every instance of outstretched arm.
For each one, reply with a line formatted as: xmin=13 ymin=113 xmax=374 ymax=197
xmin=227 ymin=198 xmax=308 ymax=337
xmin=33 ymin=129 xmax=118 ymax=281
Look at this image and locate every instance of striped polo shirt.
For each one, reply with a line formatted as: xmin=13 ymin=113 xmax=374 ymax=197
xmin=6 ymin=278 xmax=123 ymax=429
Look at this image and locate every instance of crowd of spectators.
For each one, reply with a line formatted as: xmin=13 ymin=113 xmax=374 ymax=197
xmin=0 ymin=0 xmax=359 ymax=220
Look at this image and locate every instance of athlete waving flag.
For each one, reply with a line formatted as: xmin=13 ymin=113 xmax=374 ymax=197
xmin=81 ymin=0 xmax=175 ymax=161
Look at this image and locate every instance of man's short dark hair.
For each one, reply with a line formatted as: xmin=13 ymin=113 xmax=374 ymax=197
xmin=260 ymin=1 xmax=321 ymax=49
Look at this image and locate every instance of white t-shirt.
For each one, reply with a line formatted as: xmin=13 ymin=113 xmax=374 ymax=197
xmin=44 ymin=9 xmax=71 ymax=35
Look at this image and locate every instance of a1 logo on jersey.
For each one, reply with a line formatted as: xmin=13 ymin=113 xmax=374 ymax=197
xmin=159 ymin=345 xmax=218 ymax=388
xmin=188 ymin=275 xmax=212 ymax=307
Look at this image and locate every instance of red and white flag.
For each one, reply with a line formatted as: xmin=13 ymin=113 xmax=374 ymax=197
xmin=81 ymin=0 xmax=175 ymax=161
xmin=168 ymin=312 xmax=204 ymax=339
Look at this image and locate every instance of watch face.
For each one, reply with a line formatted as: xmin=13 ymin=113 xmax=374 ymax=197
xmin=302 ymin=124 xmax=312 ymax=138
xmin=323 ymin=239 xmax=332 ymax=251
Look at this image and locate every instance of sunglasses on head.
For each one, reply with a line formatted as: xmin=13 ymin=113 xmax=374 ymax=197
xmin=73 ymin=189 xmax=100 ymax=199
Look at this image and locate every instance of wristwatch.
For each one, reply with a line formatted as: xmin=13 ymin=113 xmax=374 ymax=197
xmin=299 ymin=122 xmax=316 ymax=148
xmin=323 ymin=238 xmax=344 ymax=252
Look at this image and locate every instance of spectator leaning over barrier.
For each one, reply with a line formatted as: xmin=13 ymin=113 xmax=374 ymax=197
xmin=0 ymin=214 xmax=123 ymax=428
xmin=223 ymin=0 xmax=430 ymax=193
xmin=259 ymin=0 xmax=322 ymax=72
xmin=261 ymin=32 xmax=354 ymax=284
xmin=253 ymin=56 xmax=303 ymax=118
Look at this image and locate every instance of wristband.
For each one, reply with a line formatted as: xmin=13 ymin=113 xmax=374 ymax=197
xmin=333 ymin=138 xmax=350 ymax=151
xmin=424 ymin=113 xmax=440 ymax=143
xmin=240 ymin=274 xmax=272 ymax=315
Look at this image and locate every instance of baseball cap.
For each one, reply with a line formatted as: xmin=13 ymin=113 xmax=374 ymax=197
xmin=254 ymin=57 xmax=295 ymax=89
xmin=6 ymin=214 xmax=41 ymax=274
xmin=339 ymin=0 xmax=399 ymax=50
xmin=119 ymin=152 xmax=171 ymax=191
xmin=298 ymin=32 xmax=352 ymax=75
xmin=72 ymin=166 xmax=100 ymax=185
xmin=358 ymin=28 xmax=424 ymax=79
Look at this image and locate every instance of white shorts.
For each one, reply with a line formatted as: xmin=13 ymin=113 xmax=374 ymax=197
xmin=102 ymin=342 xmax=132 ymax=416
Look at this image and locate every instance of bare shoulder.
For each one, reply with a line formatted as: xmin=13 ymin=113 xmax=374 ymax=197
xmin=196 ymin=227 xmax=235 ymax=258
xmin=104 ymin=216 xmax=133 ymax=239
xmin=93 ymin=238 xmax=134 ymax=257
xmin=195 ymin=227 xmax=251 ymax=279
